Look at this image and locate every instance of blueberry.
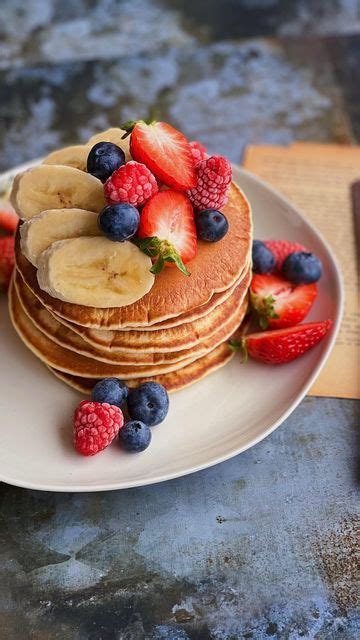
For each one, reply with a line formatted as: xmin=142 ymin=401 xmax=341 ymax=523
xmin=252 ymin=240 xmax=275 ymax=274
xmin=87 ymin=142 xmax=125 ymax=182
xmin=119 ymin=420 xmax=152 ymax=452
xmin=91 ymin=378 xmax=128 ymax=407
xmin=127 ymin=382 xmax=169 ymax=426
xmin=195 ymin=209 xmax=229 ymax=242
xmin=282 ymin=251 xmax=322 ymax=284
xmin=98 ymin=203 xmax=140 ymax=242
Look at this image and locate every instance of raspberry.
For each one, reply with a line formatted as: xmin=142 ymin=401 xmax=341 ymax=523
xmin=73 ymin=400 xmax=124 ymax=456
xmin=0 ymin=236 xmax=15 ymax=293
xmin=264 ymin=240 xmax=307 ymax=272
xmin=104 ymin=161 xmax=158 ymax=207
xmin=187 ymin=155 xmax=232 ymax=211
xmin=189 ymin=140 xmax=208 ymax=165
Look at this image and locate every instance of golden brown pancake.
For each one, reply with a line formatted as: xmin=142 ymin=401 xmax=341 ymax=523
xmin=15 ymin=182 xmax=252 ymax=329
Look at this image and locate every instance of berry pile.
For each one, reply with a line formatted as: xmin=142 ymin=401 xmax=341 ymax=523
xmin=0 ymin=198 xmax=18 ymax=293
xmin=87 ymin=121 xmax=232 ymax=277
xmin=229 ymin=238 xmax=332 ymax=365
xmin=73 ymin=377 xmax=169 ymax=456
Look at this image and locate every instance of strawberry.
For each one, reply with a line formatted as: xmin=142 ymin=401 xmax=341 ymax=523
xmin=121 ymin=120 xmax=197 ymax=190
xmin=136 ymin=190 xmax=197 ymax=276
xmin=0 ymin=200 xmax=19 ymax=234
xmin=0 ymin=235 xmax=15 ymax=292
xmin=250 ymin=274 xmax=317 ymax=329
xmin=231 ymin=320 xmax=333 ymax=365
xmin=264 ymin=240 xmax=307 ymax=272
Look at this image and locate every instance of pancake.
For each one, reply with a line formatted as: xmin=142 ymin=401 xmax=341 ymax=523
xmin=48 ymin=338 xmax=235 ymax=393
xmin=15 ymin=181 xmax=252 ymax=329
xmin=14 ymin=272 xmax=248 ymax=365
xmin=49 ymin=268 xmax=251 ymax=353
xmin=9 ymin=278 xmax=245 ymax=379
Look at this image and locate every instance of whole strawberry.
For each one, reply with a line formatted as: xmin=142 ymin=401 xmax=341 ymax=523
xmin=187 ymin=155 xmax=232 ymax=211
xmin=74 ymin=400 xmax=124 ymax=456
xmin=0 ymin=236 xmax=15 ymax=293
xmin=104 ymin=161 xmax=158 ymax=208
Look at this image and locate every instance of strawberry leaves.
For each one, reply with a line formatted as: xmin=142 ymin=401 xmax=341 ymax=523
xmin=134 ymin=237 xmax=190 ymax=277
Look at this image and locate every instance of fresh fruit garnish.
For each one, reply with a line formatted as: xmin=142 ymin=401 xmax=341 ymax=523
xmin=252 ymin=240 xmax=275 ymax=274
xmin=74 ymin=400 xmax=124 ymax=456
xmin=104 ymin=160 xmax=158 ymax=207
xmin=0 ymin=200 xmax=18 ymax=233
xmin=127 ymin=382 xmax=169 ymax=427
xmin=282 ymin=251 xmax=323 ymax=284
xmin=189 ymin=140 xmax=208 ymax=165
xmin=91 ymin=378 xmax=129 ymax=407
xmin=37 ymin=236 xmax=155 ymax=308
xmin=264 ymin=240 xmax=307 ymax=272
xmin=0 ymin=236 xmax=15 ymax=293
xmin=119 ymin=420 xmax=152 ymax=452
xmin=121 ymin=120 xmax=197 ymax=190
xmin=187 ymin=155 xmax=232 ymax=211
xmin=230 ymin=320 xmax=332 ymax=365
xmin=136 ymin=190 xmax=197 ymax=276
xmin=250 ymin=274 xmax=317 ymax=329
xmin=195 ymin=208 xmax=229 ymax=242
xmin=87 ymin=141 xmax=126 ymax=183
xmin=98 ymin=203 xmax=140 ymax=242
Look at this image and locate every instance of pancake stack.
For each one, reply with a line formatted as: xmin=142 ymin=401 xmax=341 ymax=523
xmin=9 ymin=129 xmax=252 ymax=393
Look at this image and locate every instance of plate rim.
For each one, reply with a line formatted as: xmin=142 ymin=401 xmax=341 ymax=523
xmin=0 ymin=162 xmax=344 ymax=492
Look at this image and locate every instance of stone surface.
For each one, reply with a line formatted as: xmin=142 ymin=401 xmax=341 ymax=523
xmin=0 ymin=1 xmax=359 ymax=638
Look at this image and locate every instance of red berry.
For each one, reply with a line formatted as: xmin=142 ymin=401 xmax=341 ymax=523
xmin=73 ymin=400 xmax=124 ymax=456
xmin=243 ymin=320 xmax=333 ymax=365
xmin=189 ymin=140 xmax=208 ymax=165
xmin=250 ymin=274 xmax=317 ymax=329
xmin=137 ymin=190 xmax=197 ymax=276
xmin=104 ymin=161 xmax=158 ymax=207
xmin=0 ymin=200 xmax=19 ymax=233
xmin=124 ymin=120 xmax=197 ymax=190
xmin=264 ymin=240 xmax=307 ymax=272
xmin=187 ymin=155 xmax=232 ymax=211
xmin=0 ymin=236 xmax=15 ymax=293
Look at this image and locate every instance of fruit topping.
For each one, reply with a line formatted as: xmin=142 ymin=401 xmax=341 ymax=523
xmin=187 ymin=155 xmax=232 ymax=211
xmin=74 ymin=400 xmax=123 ymax=456
xmin=282 ymin=251 xmax=323 ymax=284
xmin=91 ymin=378 xmax=129 ymax=407
xmin=252 ymin=240 xmax=276 ymax=274
xmin=136 ymin=190 xmax=197 ymax=276
xmin=264 ymin=240 xmax=307 ymax=272
xmin=0 ymin=236 xmax=15 ymax=293
xmin=119 ymin=420 xmax=152 ymax=452
xmin=127 ymin=381 xmax=169 ymax=427
xmin=195 ymin=208 xmax=229 ymax=242
xmin=104 ymin=160 xmax=158 ymax=208
xmin=87 ymin=141 xmax=126 ymax=183
xmin=189 ymin=140 xmax=208 ymax=165
xmin=0 ymin=200 xmax=18 ymax=233
xmin=98 ymin=203 xmax=140 ymax=242
xmin=250 ymin=273 xmax=317 ymax=329
xmin=121 ymin=120 xmax=197 ymax=190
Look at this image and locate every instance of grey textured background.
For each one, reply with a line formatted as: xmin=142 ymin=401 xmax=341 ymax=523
xmin=0 ymin=1 xmax=359 ymax=638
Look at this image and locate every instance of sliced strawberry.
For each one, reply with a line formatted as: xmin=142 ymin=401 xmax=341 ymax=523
xmin=0 ymin=236 xmax=15 ymax=292
xmin=136 ymin=190 xmax=197 ymax=276
xmin=0 ymin=200 xmax=19 ymax=233
xmin=250 ymin=274 xmax=317 ymax=329
xmin=239 ymin=320 xmax=333 ymax=364
xmin=264 ymin=240 xmax=307 ymax=272
xmin=121 ymin=120 xmax=197 ymax=190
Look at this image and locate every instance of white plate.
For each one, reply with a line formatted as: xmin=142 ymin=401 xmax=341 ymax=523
xmin=0 ymin=163 xmax=343 ymax=492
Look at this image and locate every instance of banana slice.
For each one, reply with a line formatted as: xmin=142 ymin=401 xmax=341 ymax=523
xmin=87 ymin=127 xmax=131 ymax=161
xmin=11 ymin=164 xmax=106 ymax=220
xmin=20 ymin=208 xmax=101 ymax=267
xmin=37 ymin=236 xmax=154 ymax=308
xmin=42 ymin=145 xmax=91 ymax=171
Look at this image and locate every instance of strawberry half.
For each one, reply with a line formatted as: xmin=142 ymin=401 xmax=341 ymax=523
xmin=0 ymin=200 xmax=19 ymax=234
xmin=233 ymin=320 xmax=333 ymax=365
xmin=136 ymin=190 xmax=197 ymax=276
xmin=0 ymin=235 xmax=15 ymax=292
xmin=264 ymin=240 xmax=307 ymax=272
xmin=121 ymin=120 xmax=197 ymax=190
xmin=250 ymin=274 xmax=317 ymax=329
